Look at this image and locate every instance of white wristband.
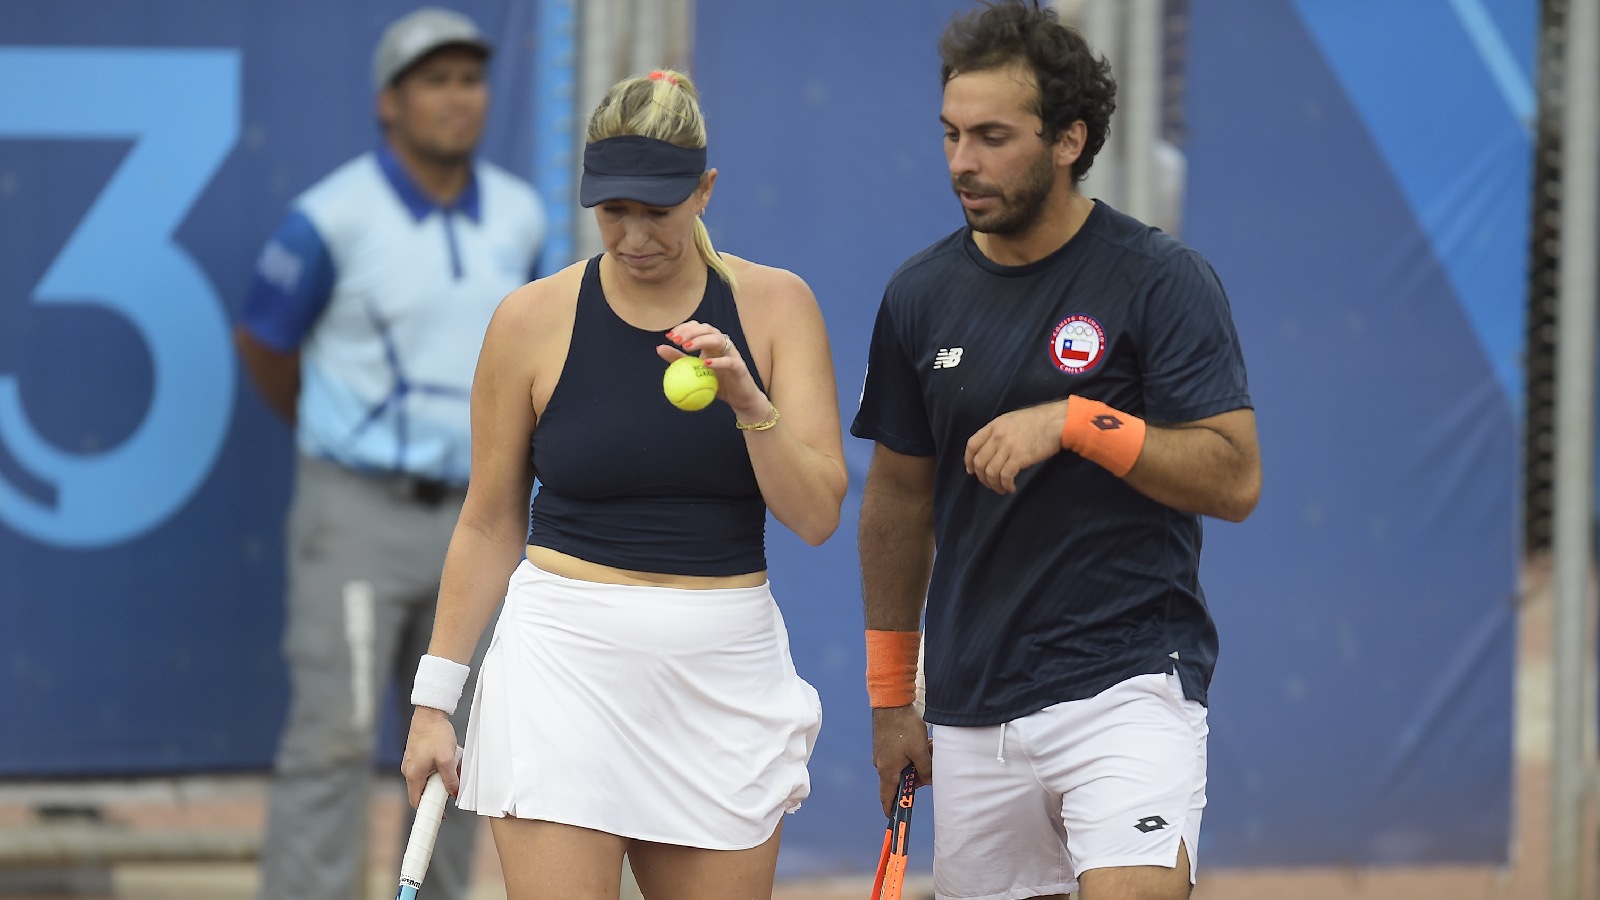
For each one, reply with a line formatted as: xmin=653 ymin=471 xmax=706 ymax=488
xmin=411 ymin=654 xmax=470 ymax=715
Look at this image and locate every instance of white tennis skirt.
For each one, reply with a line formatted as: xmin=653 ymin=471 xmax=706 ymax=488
xmin=457 ymin=560 xmax=822 ymax=850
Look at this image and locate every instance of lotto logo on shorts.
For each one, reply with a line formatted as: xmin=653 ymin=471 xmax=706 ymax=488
xmin=1049 ymin=314 xmax=1106 ymax=374
xmin=1134 ymin=815 xmax=1169 ymax=833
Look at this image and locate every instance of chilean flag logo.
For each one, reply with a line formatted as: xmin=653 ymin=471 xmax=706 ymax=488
xmin=1049 ymin=314 xmax=1107 ymax=374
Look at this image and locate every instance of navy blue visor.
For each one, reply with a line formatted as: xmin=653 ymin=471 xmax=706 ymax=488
xmin=580 ymin=135 xmax=707 ymax=208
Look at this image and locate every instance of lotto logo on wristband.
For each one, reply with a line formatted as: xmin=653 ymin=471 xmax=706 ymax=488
xmin=1049 ymin=314 xmax=1106 ymax=374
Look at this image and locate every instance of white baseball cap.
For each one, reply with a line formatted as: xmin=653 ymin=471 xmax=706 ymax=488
xmin=372 ymin=8 xmax=491 ymax=90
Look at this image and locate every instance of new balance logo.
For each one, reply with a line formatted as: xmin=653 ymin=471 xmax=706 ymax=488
xmin=933 ymin=347 xmax=964 ymax=369
xmin=1134 ymin=815 xmax=1169 ymax=833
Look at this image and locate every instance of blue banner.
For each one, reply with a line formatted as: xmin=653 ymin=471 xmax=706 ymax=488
xmin=1184 ymin=0 xmax=1526 ymax=864
xmin=0 ymin=0 xmax=540 ymax=774
xmin=0 ymin=0 xmax=1525 ymax=875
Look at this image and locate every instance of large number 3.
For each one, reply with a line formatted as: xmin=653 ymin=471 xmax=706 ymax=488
xmin=0 ymin=49 xmax=239 ymax=548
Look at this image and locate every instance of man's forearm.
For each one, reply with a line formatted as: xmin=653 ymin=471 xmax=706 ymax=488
xmin=234 ymin=327 xmax=301 ymax=425
xmin=858 ymin=481 xmax=936 ymax=631
xmin=1124 ymin=416 xmax=1261 ymax=522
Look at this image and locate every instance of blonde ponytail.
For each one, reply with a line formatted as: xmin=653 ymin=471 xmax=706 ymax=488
xmin=693 ymin=214 xmax=738 ymax=292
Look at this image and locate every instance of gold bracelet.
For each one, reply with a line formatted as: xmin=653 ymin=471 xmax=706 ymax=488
xmin=735 ymin=404 xmax=781 ymax=431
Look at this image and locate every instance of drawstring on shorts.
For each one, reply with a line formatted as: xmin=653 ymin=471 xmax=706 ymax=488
xmin=995 ymin=721 xmax=1007 ymax=763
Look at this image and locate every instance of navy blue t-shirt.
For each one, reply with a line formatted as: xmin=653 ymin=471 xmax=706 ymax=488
xmin=851 ymin=201 xmax=1251 ymax=726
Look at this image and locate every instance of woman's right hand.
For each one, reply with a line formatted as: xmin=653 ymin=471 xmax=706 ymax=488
xmin=401 ymin=706 xmax=461 ymax=808
xmin=660 ymin=320 xmax=770 ymax=424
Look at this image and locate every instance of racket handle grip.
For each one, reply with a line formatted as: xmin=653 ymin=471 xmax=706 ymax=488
xmin=399 ymin=773 xmax=450 ymax=887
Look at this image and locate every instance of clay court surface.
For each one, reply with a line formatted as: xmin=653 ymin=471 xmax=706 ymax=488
xmin=0 ymin=780 xmax=1551 ymax=900
xmin=0 ymin=562 xmax=1584 ymax=899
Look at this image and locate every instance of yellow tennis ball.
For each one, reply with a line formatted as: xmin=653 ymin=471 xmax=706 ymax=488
xmin=663 ymin=355 xmax=718 ymax=411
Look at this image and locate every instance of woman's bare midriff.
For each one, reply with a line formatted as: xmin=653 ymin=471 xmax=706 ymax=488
xmin=526 ymin=545 xmax=768 ymax=590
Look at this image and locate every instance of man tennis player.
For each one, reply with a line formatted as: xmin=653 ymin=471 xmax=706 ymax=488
xmin=853 ymin=3 xmax=1260 ymax=898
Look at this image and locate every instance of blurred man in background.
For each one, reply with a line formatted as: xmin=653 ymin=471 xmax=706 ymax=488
xmin=234 ymin=8 xmax=546 ymax=898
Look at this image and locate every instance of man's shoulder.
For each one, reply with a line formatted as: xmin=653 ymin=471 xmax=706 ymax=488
xmin=287 ymin=153 xmax=390 ymax=241
xmin=295 ymin=153 xmax=383 ymax=211
xmin=473 ymin=157 xmax=532 ymax=190
xmin=473 ymin=161 xmax=546 ymax=245
xmin=474 ymin=160 xmax=543 ymax=209
xmin=885 ymin=228 xmax=968 ymax=294
xmin=1085 ymin=201 xmax=1203 ymax=271
xmin=250 ymin=153 xmax=380 ymax=260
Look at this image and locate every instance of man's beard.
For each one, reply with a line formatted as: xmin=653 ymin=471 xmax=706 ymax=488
xmin=953 ymin=148 xmax=1056 ymax=236
xmin=413 ymin=140 xmax=475 ymax=168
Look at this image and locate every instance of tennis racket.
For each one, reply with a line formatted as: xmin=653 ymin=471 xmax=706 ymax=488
xmin=395 ymin=772 xmax=450 ymax=900
xmin=870 ymin=764 xmax=917 ymax=900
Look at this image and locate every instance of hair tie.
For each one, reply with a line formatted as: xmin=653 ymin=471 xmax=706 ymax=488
xmin=648 ymin=70 xmax=680 ymax=87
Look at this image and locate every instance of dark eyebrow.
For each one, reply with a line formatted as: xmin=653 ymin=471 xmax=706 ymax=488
xmin=939 ymin=116 xmax=1016 ymax=134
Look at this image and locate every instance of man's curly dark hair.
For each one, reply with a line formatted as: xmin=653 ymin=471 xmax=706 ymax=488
xmin=939 ymin=0 xmax=1117 ymax=184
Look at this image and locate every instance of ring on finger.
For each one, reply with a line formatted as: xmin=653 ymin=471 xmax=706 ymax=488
xmin=723 ymin=336 xmax=733 ymax=354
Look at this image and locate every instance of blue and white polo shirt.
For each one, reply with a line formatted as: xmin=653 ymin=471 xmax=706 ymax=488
xmin=242 ymin=145 xmax=545 ymax=484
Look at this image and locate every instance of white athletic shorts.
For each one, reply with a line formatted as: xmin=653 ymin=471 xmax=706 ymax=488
xmin=457 ymin=560 xmax=822 ymax=850
xmin=929 ymin=671 xmax=1208 ymax=900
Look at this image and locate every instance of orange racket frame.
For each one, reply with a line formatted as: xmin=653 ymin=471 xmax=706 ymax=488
xmin=870 ymin=765 xmax=917 ymax=900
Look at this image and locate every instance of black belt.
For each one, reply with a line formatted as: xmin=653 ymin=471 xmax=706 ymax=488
xmin=392 ymin=475 xmax=464 ymax=507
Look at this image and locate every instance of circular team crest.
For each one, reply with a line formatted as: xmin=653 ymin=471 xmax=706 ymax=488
xmin=1049 ymin=314 xmax=1107 ymax=374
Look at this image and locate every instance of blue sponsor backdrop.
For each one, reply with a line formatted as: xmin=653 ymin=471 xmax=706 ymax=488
xmin=1188 ymin=0 xmax=1527 ymax=864
xmin=0 ymin=0 xmax=537 ymax=772
xmin=0 ymin=0 xmax=1526 ymax=875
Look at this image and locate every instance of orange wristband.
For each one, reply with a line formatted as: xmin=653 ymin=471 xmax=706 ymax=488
xmin=865 ymin=630 xmax=920 ymax=708
xmin=1061 ymin=396 xmax=1146 ymax=477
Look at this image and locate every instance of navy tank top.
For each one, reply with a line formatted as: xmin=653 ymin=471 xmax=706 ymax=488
xmin=526 ymin=255 xmax=768 ymax=575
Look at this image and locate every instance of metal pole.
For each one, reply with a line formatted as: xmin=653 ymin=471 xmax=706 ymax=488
xmin=573 ymin=0 xmax=694 ymax=263
xmin=534 ymin=0 xmax=577 ymax=273
xmin=1123 ymin=0 xmax=1161 ymax=224
xmin=574 ymin=0 xmax=614 ymax=261
xmin=1551 ymin=0 xmax=1599 ymax=897
xmin=1076 ymin=0 xmax=1125 ymax=210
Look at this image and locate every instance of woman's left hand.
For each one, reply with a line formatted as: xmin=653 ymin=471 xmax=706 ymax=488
xmin=659 ymin=320 xmax=771 ymax=423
